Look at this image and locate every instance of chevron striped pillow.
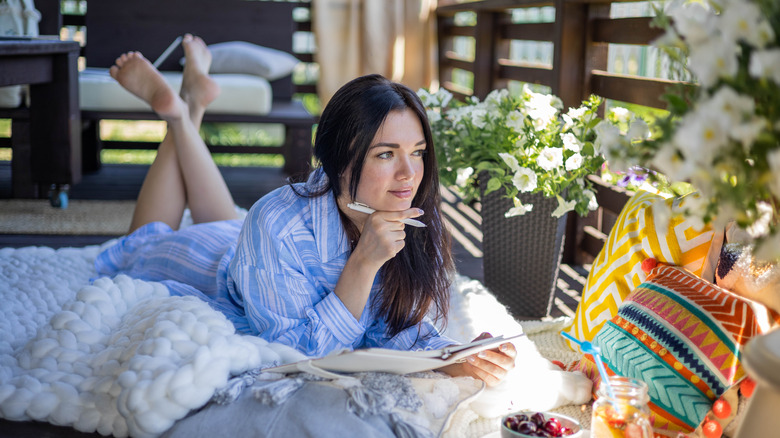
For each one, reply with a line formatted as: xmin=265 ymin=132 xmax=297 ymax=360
xmin=577 ymin=264 xmax=769 ymax=436
xmin=564 ymin=191 xmax=721 ymax=346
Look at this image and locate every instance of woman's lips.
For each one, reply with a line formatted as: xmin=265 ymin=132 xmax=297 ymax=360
xmin=389 ymin=189 xmax=414 ymax=199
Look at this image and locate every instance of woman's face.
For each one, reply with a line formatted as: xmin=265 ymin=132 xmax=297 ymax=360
xmin=340 ymin=108 xmax=426 ymax=219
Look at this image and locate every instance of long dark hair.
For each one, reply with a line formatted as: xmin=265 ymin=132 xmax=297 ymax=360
xmin=302 ymin=74 xmax=453 ymax=336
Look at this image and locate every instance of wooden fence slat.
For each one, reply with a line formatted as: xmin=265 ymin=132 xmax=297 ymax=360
xmin=501 ymin=22 xmax=555 ymax=42
xmin=590 ymin=70 xmax=676 ymax=109
xmin=496 ymin=62 xmax=553 ymax=86
xmin=591 ymin=17 xmax=664 ymax=45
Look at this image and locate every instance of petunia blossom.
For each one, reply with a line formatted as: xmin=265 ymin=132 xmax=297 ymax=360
xmin=561 ymin=132 xmax=582 ymax=152
xmin=505 ymin=198 xmax=533 ymax=218
xmin=551 ymin=196 xmax=576 ymax=218
xmin=565 ymin=153 xmax=583 ymax=171
xmin=455 ymin=167 xmax=474 ymax=187
xmin=689 ymin=37 xmax=739 ymax=87
xmin=499 ymin=153 xmax=520 ymax=173
xmin=537 ymin=147 xmax=564 ymax=171
xmin=512 ymin=167 xmax=538 ymax=192
xmin=749 ymin=49 xmax=780 ymax=84
xmin=720 ymin=1 xmax=772 ymax=48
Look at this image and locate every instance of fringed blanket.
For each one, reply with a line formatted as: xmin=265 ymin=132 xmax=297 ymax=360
xmin=0 ymin=243 xmax=592 ymax=437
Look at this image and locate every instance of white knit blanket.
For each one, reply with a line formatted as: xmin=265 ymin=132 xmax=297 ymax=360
xmin=0 ymin=243 xmax=592 ymax=437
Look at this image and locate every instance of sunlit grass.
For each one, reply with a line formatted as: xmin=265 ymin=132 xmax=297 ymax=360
xmin=0 ymin=119 xmax=289 ymax=167
xmin=0 ymin=119 xmax=9 ymax=138
xmin=101 ymin=149 xmax=283 ymax=167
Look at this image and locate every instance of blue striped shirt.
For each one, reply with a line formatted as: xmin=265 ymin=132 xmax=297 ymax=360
xmin=95 ymin=171 xmax=455 ymax=357
xmin=226 ymin=175 xmax=455 ymax=356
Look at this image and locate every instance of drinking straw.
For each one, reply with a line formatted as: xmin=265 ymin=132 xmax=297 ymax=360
xmin=560 ymin=331 xmax=615 ymax=399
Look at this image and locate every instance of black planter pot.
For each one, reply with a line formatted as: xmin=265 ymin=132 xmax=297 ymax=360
xmin=479 ymin=181 xmax=567 ymax=319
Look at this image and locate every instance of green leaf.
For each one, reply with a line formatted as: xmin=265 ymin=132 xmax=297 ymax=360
xmin=663 ymin=93 xmax=689 ymax=114
xmin=484 ymin=177 xmax=502 ymax=195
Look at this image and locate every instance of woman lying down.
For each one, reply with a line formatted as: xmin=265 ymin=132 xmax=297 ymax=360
xmin=97 ymin=33 xmax=517 ymax=387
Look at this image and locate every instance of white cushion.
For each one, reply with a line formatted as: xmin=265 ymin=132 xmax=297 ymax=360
xmin=181 ymin=41 xmax=300 ymax=81
xmin=78 ymin=68 xmax=272 ymax=115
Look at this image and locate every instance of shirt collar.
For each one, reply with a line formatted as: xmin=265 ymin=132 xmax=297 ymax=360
xmin=308 ymin=169 xmax=351 ymax=263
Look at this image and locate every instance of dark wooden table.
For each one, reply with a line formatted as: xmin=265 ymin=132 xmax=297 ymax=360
xmin=0 ymin=38 xmax=81 ymax=199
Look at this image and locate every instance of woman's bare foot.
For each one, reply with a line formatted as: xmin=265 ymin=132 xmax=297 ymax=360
xmin=180 ymin=34 xmax=220 ymax=112
xmin=109 ymin=52 xmax=184 ymax=120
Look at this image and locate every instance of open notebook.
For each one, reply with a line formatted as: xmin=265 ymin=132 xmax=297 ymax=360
xmin=266 ymin=333 xmax=525 ymax=378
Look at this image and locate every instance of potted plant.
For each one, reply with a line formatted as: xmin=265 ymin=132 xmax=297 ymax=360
xmin=418 ymin=86 xmax=606 ymax=318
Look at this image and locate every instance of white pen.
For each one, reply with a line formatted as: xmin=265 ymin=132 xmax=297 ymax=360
xmin=347 ymin=202 xmax=426 ymax=228
xmin=153 ymin=35 xmax=183 ymax=68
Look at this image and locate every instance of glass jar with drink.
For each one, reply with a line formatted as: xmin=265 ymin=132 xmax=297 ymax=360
xmin=590 ymin=376 xmax=653 ymax=438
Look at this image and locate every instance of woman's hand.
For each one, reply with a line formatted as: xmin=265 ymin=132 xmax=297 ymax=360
xmin=335 ymin=207 xmax=424 ymax=319
xmin=352 ymin=207 xmax=424 ymax=269
xmin=438 ymin=332 xmax=517 ymax=387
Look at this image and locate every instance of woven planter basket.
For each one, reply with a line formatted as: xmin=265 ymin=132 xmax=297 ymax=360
xmin=479 ymin=178 xmax=567 ymax=319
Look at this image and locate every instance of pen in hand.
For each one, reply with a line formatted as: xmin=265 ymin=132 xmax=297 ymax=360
xmin=347 ymin=202 xmax=426 ymax=228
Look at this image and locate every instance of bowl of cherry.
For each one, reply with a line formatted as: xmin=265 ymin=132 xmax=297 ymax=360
xmin=501 ymin=411 xmax=582 ymax=438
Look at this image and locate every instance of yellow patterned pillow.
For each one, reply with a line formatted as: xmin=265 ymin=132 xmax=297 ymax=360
xmin=563 ymin=190 xmax=723 ymax=349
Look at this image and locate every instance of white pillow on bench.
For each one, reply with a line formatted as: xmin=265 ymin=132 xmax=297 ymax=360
xmin=79 ymin=68 xmax=273 ymax=115
xmin=182 ymin=41 xmax=300 ymax=81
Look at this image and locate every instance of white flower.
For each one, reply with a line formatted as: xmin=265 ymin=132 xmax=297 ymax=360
xmin=721 ymin=2 xmax=771 ymax=48
xmin=681 ymin=194 xmax=710 ymax=231
xmin=565 ymin=153 xmax=583 ymax=171
xmin=754 ymin=20 xmax=776 ymax=50
xmin=583 ymin=189 xmax=598 ymax=211
xmin=609 ymin=107 xmax=632 ymax=124
xmin=562 ymin=114 xmax=576 ymax=131
xmin=754 ymin=231 xmax=780 ymax=262
xmin=768 ymin=149 xmax=780 ymax=200
xmin=524 ymin=86 xmax=560 ymax=131
xmin=446 ymin=106 xmax=469 ymax=124
xmin=561 ymin=132 xmax=582 ymax=152
xmin=705 ymin=86 xmax=755 ymax=127
xmin=626 ymin=119 xmax=650 ymax=141
xmin=417 ymin=89 xmax=433 ymax=107
xmin=594 ymin=120 xmax=623 ymax=155
xmin=505 ymin=198 xmax=533 ymax=218
xmin=499 ymin=153 xmax=520 ymax=172
xmin=537 ymin=147 xmax=564 ymax=171
xmin=667 ymin=0 xmax=717 ymax=46
xmin=651 ymin=143 xmax=691 ymax=181
xmin=551 ymin=196 xmax=576 ymax=218
xmin=652 ymin=197 xmax=673 ymax=231
xmin=673 ymin=110 xmax=729 ymax=162
xmin=505 ymin=110 xmax=524 ymax=133
xmin=730 ymin=117 xmax=767 ymax=150
xmin=566 ymin=106 xmax=587 ymax=121
xmin=563 ymin=106 xmax=590 ymax=132
xmin=689 ymin=37 xmax=739 ymax=87
xmin=749 ymin=49 xmax=780 ymax=84
xmin=455 ymin=167 xmax=474 ymax=187
xmin=485 ymin=89 xmax=509 ymax=109
xmin=512 ymin=167 xmax=537 ymax=193
xmin=747 ymin=201 xmax=774 ymax=239
xmin=471 ymin=108 xmax=488 ymax=129
xmin=435 ymin=88 xmax=453 ymax=108
xmin=426 ymin=109 xmax=441 ymax=124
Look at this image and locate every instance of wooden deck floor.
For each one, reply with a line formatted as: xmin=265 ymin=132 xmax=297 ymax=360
xmin=0 ymin=161 xmax=586 ymax=319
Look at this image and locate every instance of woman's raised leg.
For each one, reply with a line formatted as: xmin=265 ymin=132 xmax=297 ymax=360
xmin=110 ymin=35 xmax=237 ymax=234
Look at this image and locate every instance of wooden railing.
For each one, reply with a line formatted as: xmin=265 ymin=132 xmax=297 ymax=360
xmin=436 ymin=0 xmax=675 ymax=263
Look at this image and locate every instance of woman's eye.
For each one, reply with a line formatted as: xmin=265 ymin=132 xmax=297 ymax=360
xmin=413 ymin=149 xmax=427 ymax=157
xmin=377 ymin=151 xmax=393 ymax=159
